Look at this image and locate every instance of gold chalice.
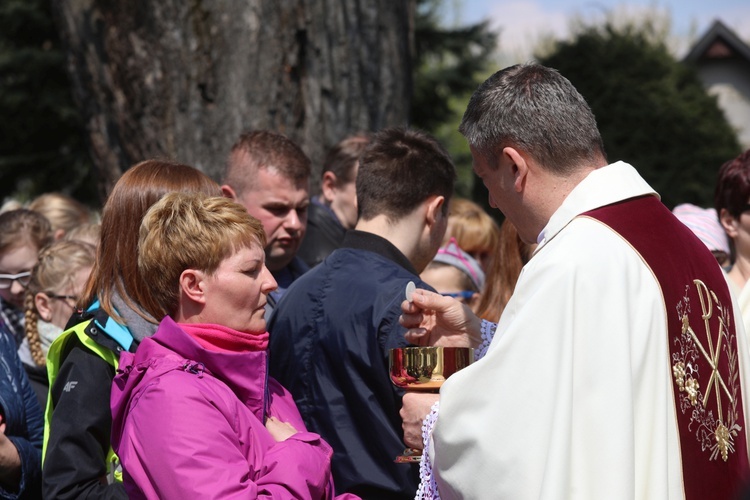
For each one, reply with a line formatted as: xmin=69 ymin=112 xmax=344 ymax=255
xmin=389 ymin=346 xmax=474 ymax=463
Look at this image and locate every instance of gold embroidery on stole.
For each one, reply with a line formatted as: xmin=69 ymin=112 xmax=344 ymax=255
xmin=671 ymin=280 xmax=742 ymax=462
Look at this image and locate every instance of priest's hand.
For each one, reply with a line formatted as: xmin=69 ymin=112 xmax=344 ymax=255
xmin=400 ymin=288 xmax=482 ymax=348
xmin=400 ymin=392 xmax=440 ymax=450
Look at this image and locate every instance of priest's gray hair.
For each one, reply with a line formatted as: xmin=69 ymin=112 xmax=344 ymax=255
xmin=458 ymin=63 xmax=606 ymax=175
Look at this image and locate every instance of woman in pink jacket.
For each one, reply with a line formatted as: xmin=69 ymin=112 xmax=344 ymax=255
xmin=110 ymin=192 xmax=358 ymax=499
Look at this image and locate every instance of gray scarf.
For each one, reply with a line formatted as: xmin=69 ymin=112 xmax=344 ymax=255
xmin=111 ymin=292 xmax=159 ymax=343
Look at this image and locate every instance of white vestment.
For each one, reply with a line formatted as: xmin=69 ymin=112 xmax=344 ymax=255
xmin=728 ymin=278 xmax=750 ymax=343
xmin=432 ymin=162 xmax=750 ymax=499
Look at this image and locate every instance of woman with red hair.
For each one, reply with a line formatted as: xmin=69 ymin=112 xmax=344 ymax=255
xmin=716 ymin=149 xmax=750 ymax=332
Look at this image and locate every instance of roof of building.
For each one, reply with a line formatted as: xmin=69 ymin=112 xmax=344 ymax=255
xmin=684 ymin=19 xmax=750 ymax=64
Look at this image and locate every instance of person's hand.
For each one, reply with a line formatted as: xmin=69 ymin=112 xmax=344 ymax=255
xmin=400 ymin=288 xmax=482 ymax=348
xmin=265 ymin=416 xmax=298 ymax=442
xmin=400 ymin=392 xmax=440 ymax=450
xmin=0 ymin=423 xmax=21 ymax=489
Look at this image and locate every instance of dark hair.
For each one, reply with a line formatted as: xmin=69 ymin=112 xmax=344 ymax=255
xmin=715 ymin=149 xmax=750 ymax=218
xmin=322 ymin=134 xmax=371 ymax=185
xmin=81 ymin=159 xmax=221 ymax=322
xmin=459 ymin=63 xmax=606 ymax=174
xmin=224 ymin=130 xmax=311 ymax=195
xmin=357 ymin=128 xmax=456 ymax=222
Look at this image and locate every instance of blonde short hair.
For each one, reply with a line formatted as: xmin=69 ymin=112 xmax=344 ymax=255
xmin=63 ymin=222 xmax=101 ymax=247
xmin=137 ymin=192 xmax=266 ymax=319
xmin=29 ymin=193 xmax=91 ymax=239
xmin=80 ymin=159 xmax=221 ymax=324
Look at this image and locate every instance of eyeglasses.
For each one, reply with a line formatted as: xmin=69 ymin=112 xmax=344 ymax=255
xmin=441 ymin=291 xmax=476 ymax=301
xmin=46 ymin=293 xmax=79 ymax=308
xmin=0 ymin=272 xmax=31 ymax=289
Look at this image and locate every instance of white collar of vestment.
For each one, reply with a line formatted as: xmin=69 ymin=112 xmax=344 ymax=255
xmin=535 ymin=161 xmax=658 ymax=251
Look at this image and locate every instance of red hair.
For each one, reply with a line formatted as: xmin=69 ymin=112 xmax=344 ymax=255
xmin=715 ymin=149 xmax=750 ymax=218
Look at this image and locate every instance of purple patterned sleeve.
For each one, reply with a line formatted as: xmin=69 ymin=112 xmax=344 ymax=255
xmin=416 ymin=401 xmax=441 ymax=500
xmin=474 ymin=320 xmax=497 ymax=361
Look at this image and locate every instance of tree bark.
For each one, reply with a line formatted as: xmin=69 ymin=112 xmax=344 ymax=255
xmin=53 ymin=0 xmax=413 ymax=200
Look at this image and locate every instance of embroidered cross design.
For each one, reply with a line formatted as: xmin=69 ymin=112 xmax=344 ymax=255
xmin=690 ymin=283 xmax=734 ymax=421
xmin=685 ymin=316 xmax=733 ymax=418
xmin=673 ymin=280 xmax=741 ymax=462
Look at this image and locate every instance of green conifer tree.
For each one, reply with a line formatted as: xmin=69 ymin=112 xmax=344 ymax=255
xmin=0 ymin=0 xmax=105 ymax=204
xmin=538 ymin=21 xmax=741 ymax=208
xmin=411 ymin=0 xmax=497 ymax=200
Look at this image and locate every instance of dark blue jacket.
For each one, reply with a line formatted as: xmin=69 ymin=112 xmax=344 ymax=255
xmin=0 ymin=323 xmax=42 ymax=499
xmin=297 ymin=199 xmax=347 ymax=268
xmin=266 ymin=257 xmax=309 ymax=317
xmin=268 ymin=230 xmax=434 ymax=499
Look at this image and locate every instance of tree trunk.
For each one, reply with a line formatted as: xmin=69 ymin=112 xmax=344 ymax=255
xmin=53 ymin=0 xmax=414 ymax=200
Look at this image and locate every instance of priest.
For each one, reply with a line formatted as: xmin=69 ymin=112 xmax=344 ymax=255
xmin=400 ymin=63 xmax=750 ymax=500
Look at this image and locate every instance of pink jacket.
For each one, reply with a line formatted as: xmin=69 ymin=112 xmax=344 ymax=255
xmin=111 ymin=317 xmax=357 ymax=499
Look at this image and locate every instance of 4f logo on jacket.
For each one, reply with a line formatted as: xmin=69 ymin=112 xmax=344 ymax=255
xmin=63 ymin=380 xmax=78 ymax=392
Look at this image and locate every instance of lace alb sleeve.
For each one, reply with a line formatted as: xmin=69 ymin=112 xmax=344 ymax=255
xmin=416 ymin=401 xmax=441 ymax=500
xmin=415 ymin=320 xmax=496 ymax=499
xmin=474 ymin=320 xmax=497 ymax=361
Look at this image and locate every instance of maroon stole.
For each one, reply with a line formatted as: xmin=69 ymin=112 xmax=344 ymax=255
xmin=584 ymin=195 xmax=749 ymax=499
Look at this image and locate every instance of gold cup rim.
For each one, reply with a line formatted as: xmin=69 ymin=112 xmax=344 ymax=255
xmin=389 ymin=346 xmax=474 ymax=390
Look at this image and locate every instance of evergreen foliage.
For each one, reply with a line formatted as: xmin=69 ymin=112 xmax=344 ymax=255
xmin=411 ymin=0 xmax=497 ymax=202
xmin=411 ymin=0 xmax=496 ymax=132
xmin=537 ymin=22 xmax=741 ymax=209
xmin=0 ymin=0 xmax=96 ymax=205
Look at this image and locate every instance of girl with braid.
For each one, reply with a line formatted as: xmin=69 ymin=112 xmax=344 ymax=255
xmin=19 ymin=241 xmax=95 ymax=408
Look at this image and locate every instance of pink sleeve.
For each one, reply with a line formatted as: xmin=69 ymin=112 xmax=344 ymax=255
xmin=117 ymin=378 xmax=336 ymax=499
xmin=256 ymin=431 xmax=336 ymax=498
xmin=264 ymin=378 xmax=361 ymax=499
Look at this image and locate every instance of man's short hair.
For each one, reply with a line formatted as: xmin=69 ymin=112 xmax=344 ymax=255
xmin=224 ymin=130 xmax=311 ymax=195
xmin=137 ymin=192 xmax=266 ymax=319
xmin=322 ymin=133 xmax=371 ymax=185
xmin=357 ymin=128 xmax=456 ymax=222
xmin=459 ymin=63 xmax=606 ymax=174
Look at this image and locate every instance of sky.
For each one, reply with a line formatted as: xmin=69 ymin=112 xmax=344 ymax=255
xmin=442 ymin=0 xmax=750 ymax=62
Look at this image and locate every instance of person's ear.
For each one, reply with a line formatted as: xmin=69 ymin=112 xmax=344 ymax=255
xmin=503 ymin=147 xmax=529 ymax=193
xmin=320 ymin=172 xmax=338 ymax=204
xmin=35 ymin=293 xmax=53 ymax=322
xmin=468 ymin=292 xmax=482 ymax=313
xmin=720 ymin=208 xmax=739 ymax=239
xmin=179 ymin=269 xmax=207 ymax=305
xmin=221 ymin=184 xmax=238 ymax=201
xmin=425 ymin=195 xmax=446 ymax=227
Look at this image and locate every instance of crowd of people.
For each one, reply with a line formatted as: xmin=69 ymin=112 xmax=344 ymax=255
xmin=0 ymin=62 xmax=750 ymax=499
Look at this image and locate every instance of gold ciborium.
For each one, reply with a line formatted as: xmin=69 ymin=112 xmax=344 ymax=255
xmin=389 ymin=346 xmax=474 ymax=462
xmin=390 ymin=346 xmax=474 ymax=390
